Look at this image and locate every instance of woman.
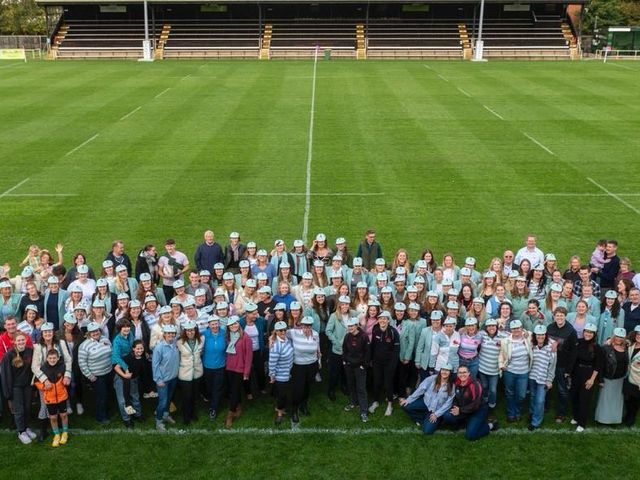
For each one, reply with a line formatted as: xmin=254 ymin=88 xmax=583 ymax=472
xmin=342 ymin=318 xmax=370 ymax=423
xmin=325 ymin=295 xmax=353 ymax=400
xmin=307 ymin=233 xmax=333 ymax=266
xmin=478 ymin=319 xmax=507 ymax=418
xmin=458 ymin=318 xmax=482 ymax=378
xmin=224 ymin=316 xmax=252 ymax=428
xmin=242 ymin=242 xmax=258 ymax=267
xmin=351 ymin=282 xmax=370 ymax=317
xmin=415 ymin=310 xmax=443 ymax=381
xmin=114 ymin=292 xmax=131 ymax=322
xmin=290 ymin=240 xmax=309 ymax=279
xmin=334 ymin=238 xmax=353 ymax=268
xmin=567 ymin=300 xmax=596 ymax=340
xmin=61 ymin=252 xmax=95 ymax=289
xmin=571 ymin=323 xmax=603 ymax=432
xmin=153 ymin=324 xmax=179 ymax=431
xmin=369 ymin=311 xmax=399 ymax=417
xmin=392 ymin=249 xmax=413 ymax=277
xmin=595 ymin=327 xmax=629 ymax=425
xmin=360 ymin=300 xmax=380 ymax=341
xmin=485 ymin=284 xmax=509 ymax=319
xmin=0 ymin=280 xmax=22 ymax=323
xmin=306 ymin=288 xmax=329 ymax=334
xmin=624 ymin=326 xmax=640 ymax=426
xmin=17 ymin=304 xmax=41 ymax=343
xmin=202 ymin=316 xmax=226 ymax=420
xmin=467 ymin=297 xmax=486 ymax=327
xmin=597 ymin=290 xmax=625 ymax=345
xmin=510 ymin=276 xmax=530 ymax=319
xmin=268 ymin=320 xmax=294 ymax=425
xmin=271 ymin=262 xmax=297 ymax=294
xmin=310 ymin=260 xmax=328 ymax=289
xmin=379 ymin=286 xmax=395 ymax=313
xmin=563 ymin=255 xmax=581 ymax=283
xmin=59 ymin=314 xmax=84 ymax=416
xmin=526 ymin=266 xmax=547 ymax=302
xmin=112 ymin=319 xmax=138 ymax=426
xmin=177 ymin=320 xmax=204 ymax=425
xmin=528 ymin=324 xmax=556 ymax=430
xmin=100 ymin=260 xmax=116 ymax=289
xmin=618 ymin=278 xmax=635 ymax=305
xmin=518 ymin=258 xmax=532 ymax=278
xmin=287 ymin=316 xmax=320 ymax=423
xmin=136 ymin=272 xmax=167 ymax=306
xmin=35 ymin=245 xmax=63 ymax=283
xmin=496 ymin=302 xmax=515 ymax=332
xmin=458 ymin=284 xmax=475 ymax=312
xmin=432 ymin=317 xmax=460 ymax=375
xmin=416 ymin=249 xmax=437 ymax=275
xmin=1 ymin=332 xmax=36 ymax=444
xmin=441 ymin=254 xmax=459 ymax=283
xmin=77 ymin=321 xmax=112 ymax=424
xmin=150 ymin=306 xmax=178 ymax=351
xmin=292 ymin=272 xmax=314 ymax=310
xmin=239 ymin=304 xmax=266 ymax=398
xmin=287 ymin=301 xmax=304 ymax=329
xmin=478 ymin=272 xmax=496 ymax=303
xmin=93 ymin=278 xmax=118 ymax=316
xmin=487 ymin=257 xmax=504 ymax=285
xmin=398 ymin=303 xmax=425 ymax=395
xmin=31 ymin=322 xmax=72 ymax=442
xmin=272 ymin=281 xmax=295 ymax=311
xmin=399 ymin=365 xmax=455 ymax=435
xmin=499 ymin=319 xmax=532 ymax=422
xmin=541 ymin=283 xmax=564 ymax=323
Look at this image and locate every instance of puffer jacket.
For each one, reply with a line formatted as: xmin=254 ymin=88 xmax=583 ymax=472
xmin=34 ymin=359 xmax=68 ymax=404
xmin=177 ymin=337 xmax=204 ymax=381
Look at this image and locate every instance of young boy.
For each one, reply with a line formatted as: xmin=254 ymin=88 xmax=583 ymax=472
xmin=590 ymin=239 xmax=607 ymax=281
xmin=35 ymin=349 xmax=69 ymax=447
xmin=114 ymin=340 xmax=145 ymax=416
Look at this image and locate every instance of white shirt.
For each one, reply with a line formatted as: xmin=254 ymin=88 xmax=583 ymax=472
xmin=514 ymin=247 xmax=544 ymax=268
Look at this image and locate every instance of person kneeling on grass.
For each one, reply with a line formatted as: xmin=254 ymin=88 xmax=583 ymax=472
xmin=153 ymin=324 xmax=179 ymax=431
xmin=439 ymin=365 xmax=498 ymax=441
xmin=34 ymin=349 xmax=70 ymax=447
xmin=400 ymin=364 xmax=455 ymax=435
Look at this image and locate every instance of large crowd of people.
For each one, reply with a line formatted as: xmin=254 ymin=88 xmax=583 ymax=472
xmin=1 ymin=230 xmax=640 ymax=446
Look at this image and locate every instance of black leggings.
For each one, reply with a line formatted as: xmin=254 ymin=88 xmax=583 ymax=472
xmin=273 ymin=380 xmax=291 ymax=411
xmin=244 ymin=349 xmax=266 ymax=395
xmin=292 ymin=363 xmax=317 ymax=409
xmin=571 ymin=366 xmax=595 ymax=428
xmin=373 ymin=361 xmax=397 ymax=403
xmin=228 ymin=371 xmax=244 ymax=412
xmin=179 ymin=378 xmax=199 ymax=423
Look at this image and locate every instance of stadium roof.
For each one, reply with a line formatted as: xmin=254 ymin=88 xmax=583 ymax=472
xmin=37 ymin=0 xmax=584 ymax=5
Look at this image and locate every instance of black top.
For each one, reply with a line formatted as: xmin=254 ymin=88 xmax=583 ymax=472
xmin=370 ymin=324 xmax=400 ymax=365
xmin=573 ymin=339 xmax=604 ymax=381
xmin=342 ymin=329 xmax=370 ymax=368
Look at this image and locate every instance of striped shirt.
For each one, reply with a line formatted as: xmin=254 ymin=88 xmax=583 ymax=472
xmin=287 ymin=328 xmax=320 ymax=365
xmin=507 ymin=339 xmax=530 ymax=374
xmin=529 ymin=343 xmax=556 ymax=385
xmin=458 ymin=332 xmax=482 ymax=360
xmin=478 ymin=330 xmax=507 ymax=376
xmin=268 ymin=337 xmax=294 ymax=382
xmin=78 ymin=337 xmax=113 ymax=378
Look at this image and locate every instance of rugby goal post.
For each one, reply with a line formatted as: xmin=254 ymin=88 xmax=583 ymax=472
xmin=0 ymin=48 xmax=27 ymax=62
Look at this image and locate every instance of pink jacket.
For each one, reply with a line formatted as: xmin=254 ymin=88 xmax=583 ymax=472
xmin=225 ymin=333 xmax=253 ymax=377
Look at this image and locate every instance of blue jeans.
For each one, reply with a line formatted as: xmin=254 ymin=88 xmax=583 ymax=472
xmin=114 ymin=375 xmax=141 ymax=421
xmin=402 ymin=398 xmax=440 ymax=435
xmin=528 ymin=380 xmax=547 ymax=427
xmin=156 ymin=378 xmax=177 ymax=421
xmin=460 ymin=357 xmax=479 ymax=379
xmin=441 ymin=404 xmax=491 ymax=441
xmin=554 ymin=367 xmax=570 ymax=417
xmin=479 ymin=372 xmax=499 ymax=408
xmin=503 ymin=371 xmax=528 ymax=418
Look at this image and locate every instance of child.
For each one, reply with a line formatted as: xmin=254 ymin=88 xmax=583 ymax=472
xmin=34 ymin=349 xmax=69 ymax=447
xmin=0 ymin=332 xmax=36 ymax=444
xmin=20 ymin=245 xmax=41 ymax=271
xmin=590 ymin=239 xmax=607 ymax=280
xmin=114 ymin=339 xmax=145 ymax=416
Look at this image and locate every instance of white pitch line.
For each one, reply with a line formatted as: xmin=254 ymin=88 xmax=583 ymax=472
xmin=423 ymin=65 xmax=433 ymax=71
xmin=483 ymin=105 xmax=504 ymax=120
xmin=301 ymin=49 xmax=319 ymax=244
xmin=5 ymin=193 xmax=78 ymax=197
xmin=119 ymin=106 xmax=141 ymax=121
xmin=0 ymin=178 xmax=29 ymax=199
xmin=536 ymin=193 xmax=640 ymax=197
xmin=65 ymin=133 xmax=99 ymax=157
xmin=457 ymin=87 xmax=472 ymax=98
xmin=8 ymin=426 xmax=638 ymax=437
xmin=181 ymin=74 xmax=192 ymax=81
xmin=232 ymin=193 xmax=385 ymax=197
xmin=523 ymin=132 xmax=554 ymax=156
xmin=609 ymin=63 xmax=635 ymax=71
xmin=587 ymin=177 xmax=640 ymax=216
xmin=155 ymin=88 xmax=170 ymax=99
xmin=437 ymin=74 xmax=449 ymax=82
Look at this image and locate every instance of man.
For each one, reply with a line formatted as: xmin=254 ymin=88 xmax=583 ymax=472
xmin=546 ymin=307 xmax=577 ymax=423
xmin=503 ymin=250 xmax=516 ymax=276
xmin=356 ymin=229 xmax=382 ymax=271
xmin=194 ymin=230 xmax=224 ymax=273
xmin=573 ymin=265 xmax=601 ymax=299
xmin=598 ymin=240 xmax=620 ymax=289
xmin=43 ymin=276 xmax=68 ymax=331
xmin=224 ymin=232 xmax=246 ymax=274
xmin=623 ymin=288 xmax=640 ymax=332
xmin=440 ymin=365 xmax=497 ymax=440
xmin=185 ymin=269 xmax=212 ymax=303
xmin=105 ymin=240 xmax=132 ymax=273
xmin=158 ymin=239 xmax=189 ymax=302
xmin=514 ymin=235 xmax=544 ymax=269
xmin=135 ymin=244 xmax=159 ymax=283
xmin=0 ymin=316 xmax=33 ymax=362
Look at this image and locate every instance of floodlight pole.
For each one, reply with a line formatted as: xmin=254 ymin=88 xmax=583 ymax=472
xmin=472 ymin=0 xmax=487 ymax=62
xmin=140 ymin=0 xmax=154 ymax=61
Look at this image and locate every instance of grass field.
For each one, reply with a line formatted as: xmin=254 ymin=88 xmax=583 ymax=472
xmin=1 ymin=59 xmax=640 ymax=477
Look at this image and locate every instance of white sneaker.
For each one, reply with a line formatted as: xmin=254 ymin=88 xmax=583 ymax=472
xmin=384 ymin=402 xmax=393 ymax=417
xmin=315 ymin=372 xmax=322 ymax=383
xmin=124 ymin=406 xmax=136 ymax=415
xmin=163 ymin=415 xmax=176 ymax=424
xmin=76 ymin=403 xmax=84 ymax=415
xmin=576 ymin=426 xmax=585 ymax=433
xmin=570 ymin=419 xmax=578 ymax=425
xmin=67 ymin=406 xmax=73 ymax=415
xmin=368 ymin=401 xmax=379 ymax=414
xmin=156 ymin=420 xmax=166 ymax=431
xmin=25 ymin=428 xmax=37 ymax=440
xmin=18 ymin=432 xmax=32 ymax=444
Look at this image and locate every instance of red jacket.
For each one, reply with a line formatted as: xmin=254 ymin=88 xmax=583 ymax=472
xmin=453 ymin=377 xmax=483 ymax=415
xmin=0 ymin=332 xmax=33 ymax=363
xmin=225 ymin=332 xmax=253 ymax=377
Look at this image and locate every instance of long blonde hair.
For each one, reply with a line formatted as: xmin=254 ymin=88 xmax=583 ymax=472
xmin=11 ymin=332 xmax=29 ymax=368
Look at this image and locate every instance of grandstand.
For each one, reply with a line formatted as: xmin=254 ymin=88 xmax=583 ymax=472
xmin=38 ymin=1 xmax=582 ymax=60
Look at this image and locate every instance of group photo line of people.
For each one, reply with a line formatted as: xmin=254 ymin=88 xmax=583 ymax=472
xmin=1 ymin=229 xmax=640 ymax=446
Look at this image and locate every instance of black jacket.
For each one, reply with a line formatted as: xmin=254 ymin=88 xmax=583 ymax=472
xmin=1 ymin=347 xmax=33 ymax=395
xmin=623 ymin=303 xmax=640 ymax=333
xmin=105 ymin=251 xmax=132 ymax=274
xmin=342 ymin=329 xmax=371 ymax=368
xmin=573 ymin=338 xmax=604 ymax=382
xmin=600 ymin=255 xmax=620 ymax=289
xmin=135 ymin=249 xmax=158 ymax=283
xmin=370 ymin=324 xmax=400 ymax=365
xmin=453 ymin=377 xmax=484 ymax=416
xmin=547 ymin=322 xmax=578 ymax=372
xmin=224 ymin=244 xmax=247 ymax=271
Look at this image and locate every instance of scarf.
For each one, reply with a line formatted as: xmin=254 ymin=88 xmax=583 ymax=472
xmin=226 ymin=330 xmax=241 ymax=354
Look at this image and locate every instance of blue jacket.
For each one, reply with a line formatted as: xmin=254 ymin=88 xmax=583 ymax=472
xmin=202 ymin=328 xmax=227 ymax=369
xmin=111 ymin=331 xmax=134 ymax=370
xmin=152 ymin=340 xmax=179 ymax=383
xmin=405 ymin=374 xmax=455 ymax=419
xmin=239 ymin=316 xmax=266 ymax=352
xmin=43 ymin=289 xmax=69 ymax=326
